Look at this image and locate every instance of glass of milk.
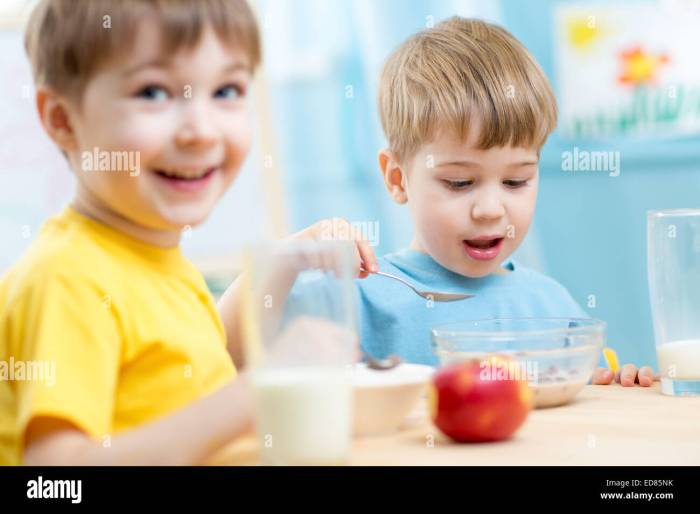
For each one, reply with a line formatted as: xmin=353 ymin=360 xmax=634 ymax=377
xmin=240 ymin=241 xmax=358 ymax=464
xmin=648 ymin=209 xmax=700 ymax=396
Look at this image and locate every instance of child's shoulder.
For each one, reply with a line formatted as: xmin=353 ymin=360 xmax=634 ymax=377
xmin=1 ymin=210 xmax=125 ymax=305
xmin=509 ymin=260 xmax=587 ymax=316
xmin=510 ymin=260 xmax=571 ymax=290
xmin=507 ymin=260 xmax=579 ymax=298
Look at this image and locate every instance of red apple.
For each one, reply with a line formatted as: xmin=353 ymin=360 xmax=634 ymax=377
xmin=429 ymin=356 xmax=533 ymax=442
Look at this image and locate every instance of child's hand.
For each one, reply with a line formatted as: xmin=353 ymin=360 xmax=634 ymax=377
xmin=286 ymin=218 xmax=378 ymax=278
xmin=267 ymin=316 xmax=361 ymax=366
xmin=591 ymin=364 xmax=658 ymax=387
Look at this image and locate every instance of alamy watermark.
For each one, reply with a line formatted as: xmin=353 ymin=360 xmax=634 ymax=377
xmin=0 ymin=357 xmax=56 ymax=387
xmin=319 ymin=218 xmax=381 ymax=247
xmin=27 ymin=476 xmax=81 ymax=504
xmin=81 ymin=147 xmax=141 ymax=177
xmin=561 ymin=146 xmax=621 ymax=177
xmin=479 ymin=358 xmax=539 ymax=382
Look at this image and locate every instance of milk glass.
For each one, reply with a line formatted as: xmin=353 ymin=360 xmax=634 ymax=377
xmin=647 ymin=209 xmax=700 ymax=396
xmin=240 ymin=241 xmax=357 ymax=464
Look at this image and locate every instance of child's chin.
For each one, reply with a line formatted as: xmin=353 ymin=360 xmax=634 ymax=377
xmin=433 ymin=254 xmax=494 ymax=279
xmin=456 ymin=260 xmax=503 ymax=278
xmin=460 ymin=267 xmax=493 ymax=278
xmin=158 ymin=205 xmax=212 ymax=231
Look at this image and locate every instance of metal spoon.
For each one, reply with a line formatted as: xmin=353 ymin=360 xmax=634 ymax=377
xmin=361 ymin=268 xmax=474 ymax=302
xmin=366 ymin=353 xmax=403 ymax=371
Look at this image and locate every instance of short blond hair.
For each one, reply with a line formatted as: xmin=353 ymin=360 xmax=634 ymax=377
xmin=24 ymin=0 xmax=261 ymax=103
xmin=378 ymin=17 xmax=557 ymax=162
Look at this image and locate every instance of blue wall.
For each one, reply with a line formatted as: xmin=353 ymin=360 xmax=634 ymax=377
xmin=259 ymin=0 xmax=700 ymax=369
xmin=504 ymin=0 xmax=700 ymax=367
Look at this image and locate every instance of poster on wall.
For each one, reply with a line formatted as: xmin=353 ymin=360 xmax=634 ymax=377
xmin=553 ymin=0 xmax=700 ymax=140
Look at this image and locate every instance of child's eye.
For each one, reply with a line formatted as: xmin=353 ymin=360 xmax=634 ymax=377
xmin=135 ymin=85 xmax=170 ymax=101
xmin=503 ymin=179 xmax=528 ymax=189
xmin=443 ymin=180 xmax=474 ymax=191
xmin=215 ymin=84 xmax=245 ymax=100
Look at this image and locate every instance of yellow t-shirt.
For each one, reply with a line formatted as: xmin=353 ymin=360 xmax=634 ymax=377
xmin=0 ymin=207 xmax=236 ymax=465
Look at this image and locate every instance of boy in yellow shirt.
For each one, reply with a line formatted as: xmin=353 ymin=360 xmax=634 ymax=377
xmin=0 ymin=0 xmax=290 ymax=465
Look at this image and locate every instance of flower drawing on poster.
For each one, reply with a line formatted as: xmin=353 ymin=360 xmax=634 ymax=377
xmin=554 ymin=1 xmax=700 ymax=140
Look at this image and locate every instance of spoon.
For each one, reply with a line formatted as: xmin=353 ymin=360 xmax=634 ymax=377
xmin=361 ymin=268 xmax=474 ymax=302
xmin=366 ymin=353 xmax=403 ymax=371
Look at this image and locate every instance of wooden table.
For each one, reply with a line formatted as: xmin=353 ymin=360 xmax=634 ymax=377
xmin=208 ymin=383 xmax=700 ymax=466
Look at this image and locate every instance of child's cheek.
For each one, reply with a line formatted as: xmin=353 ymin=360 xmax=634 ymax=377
xmin=425 ymin=201 xmax=460 ymax=245
xmin=505 ymin=190 xmax=535 ymax=234
xmin=224 ymin=120 xmax=253 ymax=164
xmin=108 ymin=113 xmax=172 ymax=156
xmin=218 ymin=111 xmax=253 ymax=158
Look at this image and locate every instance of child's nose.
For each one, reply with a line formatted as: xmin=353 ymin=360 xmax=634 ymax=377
xmin=175 ymin=100 xmax=219 ymax=150
xmin=471 ymin=195 xmax=506 ymax=221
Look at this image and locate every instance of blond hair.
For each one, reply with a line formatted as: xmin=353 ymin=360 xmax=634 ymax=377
xmin=378 ymin=17 xmax=557 ymax=162
xmin=24 ymin=0 xmax=261 ymax=103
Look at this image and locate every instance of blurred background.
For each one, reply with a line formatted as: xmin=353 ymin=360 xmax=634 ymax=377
xmin=1 ymin=0 xmax=699 ymax=369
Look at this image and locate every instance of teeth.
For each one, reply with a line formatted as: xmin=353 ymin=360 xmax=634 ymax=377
xmin=157 ymin=167 xmax=214 ymax=180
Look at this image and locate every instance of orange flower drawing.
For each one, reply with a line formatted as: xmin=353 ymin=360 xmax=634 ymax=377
xmin=618 ymin=46 xmax=670 ymax=86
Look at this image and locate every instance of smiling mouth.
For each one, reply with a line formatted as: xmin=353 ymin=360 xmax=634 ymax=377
xmin=154 ymin=166 xmax=217 ymax=181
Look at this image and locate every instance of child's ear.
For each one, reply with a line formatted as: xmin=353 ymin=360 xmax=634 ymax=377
xmin=36 ymin=87 xmax=79 ymax=153
xmin=378 ymin=149 xmax=408 ymax=204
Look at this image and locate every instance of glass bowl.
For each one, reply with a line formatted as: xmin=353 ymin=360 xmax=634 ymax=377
xmin=431 ymin=318 xmax=605 ymax=408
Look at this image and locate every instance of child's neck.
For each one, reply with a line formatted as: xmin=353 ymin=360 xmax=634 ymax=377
xmin=71 ymin=189 xmax=181 ymax=249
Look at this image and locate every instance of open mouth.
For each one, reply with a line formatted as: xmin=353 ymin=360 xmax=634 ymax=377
xmin=464 ymin=237 xmax=503 ymax=249
xmin=462 ymin=237 xmax=504 ymax=261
